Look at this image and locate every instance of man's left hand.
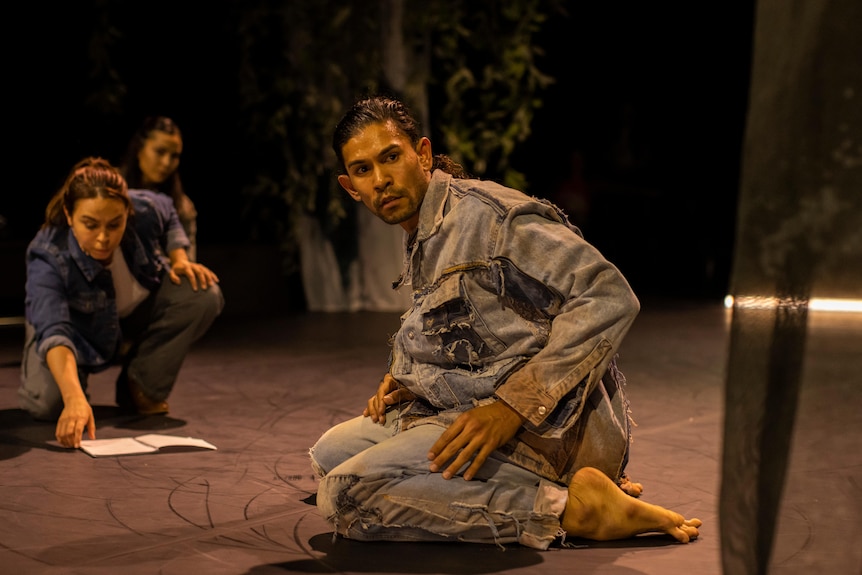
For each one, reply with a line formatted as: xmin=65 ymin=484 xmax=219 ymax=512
xmin=427 ymin=400 xmax=525 ymax=481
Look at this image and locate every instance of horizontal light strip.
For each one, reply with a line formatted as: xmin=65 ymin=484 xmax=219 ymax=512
xmin=0 ymin=316 xmax=25 ymax=326
xmin=724 ymin=295 xmax=862 ymax=313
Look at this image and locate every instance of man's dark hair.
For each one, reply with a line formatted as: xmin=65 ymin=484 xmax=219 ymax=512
xmin=333 ymin=95 xmax=470 ymax=178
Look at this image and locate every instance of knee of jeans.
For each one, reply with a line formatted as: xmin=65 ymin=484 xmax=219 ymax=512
xmin=309 ymin=441 xmax=346 ymax=479
xmin=207 ymin=283 xmax=225 ymax=316
xmin=309 ymin=453 xmax=326 ymax=478
xmin=190 ymin=283 xmax=224 ymax=318
xmin=19 ymin=392 xmax=62 ymax=422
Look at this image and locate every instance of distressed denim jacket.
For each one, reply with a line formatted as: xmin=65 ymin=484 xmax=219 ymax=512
xmin=390 ymin=170 xmax=640 ymax=484
xmin=25 ymin=190 xmax=189 ymax=370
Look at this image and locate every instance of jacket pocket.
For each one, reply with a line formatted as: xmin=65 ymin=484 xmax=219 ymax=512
xmin=420 ymin=274 xmax=506 ymax=368
xmin=67 ymin=291 xmax=106 ymax=314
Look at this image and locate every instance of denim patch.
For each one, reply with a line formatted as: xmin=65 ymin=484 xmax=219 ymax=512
xmin=423 ymin=297 xmax=492 ymax=367
xmin=490 ymin=257 xmax=562 ymax=320
xmin=419 ymin=275 xmax=504 ymax=369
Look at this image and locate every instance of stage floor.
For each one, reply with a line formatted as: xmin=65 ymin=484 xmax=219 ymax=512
xmin=1 ymin=300 xmax=859 ymax=575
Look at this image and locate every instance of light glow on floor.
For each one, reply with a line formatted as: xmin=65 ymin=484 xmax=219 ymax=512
xmin=724 ymin=295 xmax=862 ymax=313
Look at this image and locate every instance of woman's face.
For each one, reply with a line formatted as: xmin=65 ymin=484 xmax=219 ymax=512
xmin=137 ymin=130 xmax=182 ymax=186
xmin=65 ymin=197 xmax=129 ymax=263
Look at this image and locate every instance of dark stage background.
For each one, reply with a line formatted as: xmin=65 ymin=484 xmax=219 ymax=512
xmin=1 ymin=2 xmax=755 ymax=315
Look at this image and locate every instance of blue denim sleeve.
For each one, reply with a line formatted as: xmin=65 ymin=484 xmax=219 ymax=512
xmin=492 ymin=212 xmax=640 ymax=431
xmin=130 ymin=190 xmax=190 ymax=255
xmin=159 ymin=198 xmax=191 ymax=254
xmin=25 ymin=248 xmax=79 ymax=360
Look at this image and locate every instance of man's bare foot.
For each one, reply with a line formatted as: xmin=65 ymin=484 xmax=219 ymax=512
xmin=562 ymin=467 xmax=701 ymax=542
xmin=618 ymin=473 xmax=644 ymax=497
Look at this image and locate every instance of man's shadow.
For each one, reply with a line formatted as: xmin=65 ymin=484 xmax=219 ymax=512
xmin=0 ymin=406 xmax=187 ymax=460
xmin=246 ymin=506 xmax=683 ymax=575
xmin=248 ymin=532 xmax=545 ymax=574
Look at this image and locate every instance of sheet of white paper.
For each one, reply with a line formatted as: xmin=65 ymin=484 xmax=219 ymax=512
xmin=79 ymin=434 xmax=217 ymax=457
xmin=80 ymin=437 xmax=158 ymax=457
xmin=136 ymin=434 xmax=217 ymax=450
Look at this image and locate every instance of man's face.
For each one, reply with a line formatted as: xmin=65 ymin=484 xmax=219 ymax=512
xmin=337 ymin=120 xmax=433 ymax=233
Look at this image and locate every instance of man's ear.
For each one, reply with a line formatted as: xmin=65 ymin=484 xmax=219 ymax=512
xmin=338 ymin=174 xmax=362 ymax=202
xmin=416 ymin=137 xmax=433 ymax=171
xmin=63 ymin=206 xmax=73 ymax=227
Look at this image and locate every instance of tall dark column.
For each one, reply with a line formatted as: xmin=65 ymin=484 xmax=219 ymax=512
xmin=720 ymin=1 xmax=862 ymax=573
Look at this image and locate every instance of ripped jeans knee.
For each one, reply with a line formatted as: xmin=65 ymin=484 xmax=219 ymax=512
xmin=318 ymin=471 xmax=521 ymax=546
xmin=315 ymin=466 xmax=564 ymax=549
xmin=309 ymin=414 xmax=566 ymax=549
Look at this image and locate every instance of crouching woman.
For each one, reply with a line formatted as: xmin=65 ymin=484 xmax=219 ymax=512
xmin=19 ymin=157 xmax=224 ymax=447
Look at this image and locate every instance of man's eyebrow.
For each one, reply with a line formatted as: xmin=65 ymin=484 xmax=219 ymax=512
xmin=345 ymin=157 xmax=367 ymax=169
xmin=345 ymin=144 xmax=401 ymax=169
xmin=377 ymin=144 xmax=400 ymax=158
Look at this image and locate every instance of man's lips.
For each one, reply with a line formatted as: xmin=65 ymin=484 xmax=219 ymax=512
xmin=378 ymin=196 xmax=401 ymax=210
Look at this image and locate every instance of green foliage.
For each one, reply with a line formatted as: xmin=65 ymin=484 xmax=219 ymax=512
xmin=235 ymin=0 xmax=561 ymax=269
xmin=422 ymin=0 xmax=557 ymax=189
xmin=71 ymin=0 xmax=562 ymax=272
xmin=84 ymin=0 xmax=126 ymax=116
xmin=235 ymin=1 xmax=383 ymax=270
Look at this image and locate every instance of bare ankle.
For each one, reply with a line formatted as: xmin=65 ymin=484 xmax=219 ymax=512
xmin=562 ymin=467 xmax=617 ymax=539
xmin=561 ymin=466 xmax=701 ymax=543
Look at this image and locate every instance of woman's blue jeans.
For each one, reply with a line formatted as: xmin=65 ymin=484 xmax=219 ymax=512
xmin=19 ymin=277 xmax=223 ymax=420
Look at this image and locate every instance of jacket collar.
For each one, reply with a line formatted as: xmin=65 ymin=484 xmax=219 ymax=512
xmin=67 ymin=228 xmax=106 ymax=281
xmin=416 ymin=169 xmax=452 ymax=244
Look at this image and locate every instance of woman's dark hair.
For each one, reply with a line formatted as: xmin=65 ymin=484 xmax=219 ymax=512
xmin=119 ymin=116 xmax=186 ymax=207
xmin=332 ymin=95 xmax=470 ymax=178
xmin=44 ymin=157 xmax=130 ymax=229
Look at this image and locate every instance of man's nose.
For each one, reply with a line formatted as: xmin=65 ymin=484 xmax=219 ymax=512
xmin=372 ymin=165 xmax=391 ymax=190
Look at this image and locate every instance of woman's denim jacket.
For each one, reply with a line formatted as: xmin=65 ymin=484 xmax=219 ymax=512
xmin=390 ymin=170 xmax=640 ymax=484
xmin=25 ymin=190 xmax=189 ymax=371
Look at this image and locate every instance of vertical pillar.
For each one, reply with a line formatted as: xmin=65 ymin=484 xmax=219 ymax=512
xmin=721 ymin=1 xmax=862 ymax=573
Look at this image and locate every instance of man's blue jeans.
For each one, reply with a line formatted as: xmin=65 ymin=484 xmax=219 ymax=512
xmin=309 ymin=409 xmax=568 ymax=550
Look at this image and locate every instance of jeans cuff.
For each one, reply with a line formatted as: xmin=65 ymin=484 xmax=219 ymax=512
xmin=518 ymin=479 xmax=567 ymax=550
